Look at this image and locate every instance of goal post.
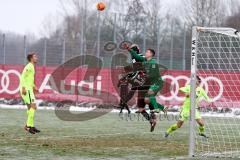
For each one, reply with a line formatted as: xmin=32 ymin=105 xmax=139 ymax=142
xmin=189 ymin=26 xmax=240 ymax=158
xmin=189 ymin=26 xmax=198 ymax=158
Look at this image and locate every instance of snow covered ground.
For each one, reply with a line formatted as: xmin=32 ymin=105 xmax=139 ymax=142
xmin=1 ymin=98 xmax=240 ymax=118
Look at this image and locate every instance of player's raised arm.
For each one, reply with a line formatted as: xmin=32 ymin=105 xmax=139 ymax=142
xmin=123 ymin=43 xmax=146 ymax=62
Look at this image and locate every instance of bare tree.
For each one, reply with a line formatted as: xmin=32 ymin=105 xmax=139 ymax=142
xmin=39 ymin=14 xmax=63 ymax=38
xmin=144 ymin=0 xmax=171 ymax=45
xmin=227 ymin=0 xmax=240 ymax=15
xmin=125 ymin=0 xmax=147 ymax=41
xmin=225 ymin=7 xmax=240 ymax=30
xmin=144 ymin=0 xmax=161 ymax=43
xmin=183 ymin=0 xmax=226 ymax=27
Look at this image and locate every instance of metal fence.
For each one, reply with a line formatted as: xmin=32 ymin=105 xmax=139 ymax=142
xmin=0 ymin=12 xmax=192 ymax=70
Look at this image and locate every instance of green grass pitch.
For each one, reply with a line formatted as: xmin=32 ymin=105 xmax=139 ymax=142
xmin=0 ymin=108 xmax=190 ymax=159
xmin=1 ymin=108 xmax=239 ymax=159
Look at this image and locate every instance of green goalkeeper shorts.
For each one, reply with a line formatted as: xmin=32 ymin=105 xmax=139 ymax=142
xmin=148 ymin=83 xmax=162 ymax=96
xmin=20 ymin=89 xmax=36 ymax=105
xmin=179 ymin=109 xmax=201 ymax=121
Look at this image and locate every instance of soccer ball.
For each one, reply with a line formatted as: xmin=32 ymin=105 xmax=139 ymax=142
xmin=96 ymin=2 xmax=106 ymax=11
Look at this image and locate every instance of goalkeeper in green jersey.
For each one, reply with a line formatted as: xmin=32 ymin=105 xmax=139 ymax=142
xmin=123 ymin=43 xmax=166 ymax=132
xmin=20 ymin=53 xmax=40 ymax=134
xmin=165 ymin=76 xmax=210 ymax=138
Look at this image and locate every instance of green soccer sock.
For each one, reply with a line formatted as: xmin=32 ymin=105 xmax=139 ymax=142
xmin=166 ymin=124 xmax=178 ymax=134
xmin=149 ymin=96 xmax=164 ymax=110
xmin=27 ymin=108 xmax=35 ymax=127
xmin=198 ymin=125 xmax=205 ymax=134
xmin=157 ymin=103 xmax=164 ymax=111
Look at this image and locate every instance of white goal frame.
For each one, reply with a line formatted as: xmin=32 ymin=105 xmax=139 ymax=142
xmin=189 ymin=26 xmax=240 ymax=158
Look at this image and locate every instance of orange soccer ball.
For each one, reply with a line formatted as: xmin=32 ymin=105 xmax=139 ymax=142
xmin=96 ymin=2 xmax=106 ymax=11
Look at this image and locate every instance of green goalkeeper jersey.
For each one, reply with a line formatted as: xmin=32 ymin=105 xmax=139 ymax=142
xmin=128 ymin=49 xmax=162 ymax=85
xmin=20 ymin=62 xmax=35 ymax=90
xmin=180 ymin=85 xmax=210 ymax=111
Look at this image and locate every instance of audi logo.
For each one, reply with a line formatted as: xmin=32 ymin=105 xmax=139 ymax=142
xmin=0 ymin=69 xmax=224 ymax=102
xmin=159 ymin=75 xmax=223 ymax=102
xmin=0 ymin=69 xmax=21 ymax=94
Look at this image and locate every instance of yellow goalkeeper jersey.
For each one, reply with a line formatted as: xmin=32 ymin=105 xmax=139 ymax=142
xmin=179 ymin=85 xmax=210 ymax=111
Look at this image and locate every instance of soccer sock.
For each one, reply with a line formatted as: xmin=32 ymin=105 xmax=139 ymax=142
xmin=125 ymin=104 xmax=131 ymax=114
xmin=27 ymin=108 xmax=35 ymax=127
xmin=26 ymin=109 xmax=29 ymax=126
xmin=166 ymin=124 xmax=178 ymax=134
xmin=141 ymin=110 xmax=150 ymax=121
xmin=150 ymin=112 xmax=157 ymax=121
xmin=198 ymin=125 xmax=205 ymax=134
xmin=149 ymin=95 xmax=164 ymax=110
xmin=157 ymin=103 xmax=164 ymax=110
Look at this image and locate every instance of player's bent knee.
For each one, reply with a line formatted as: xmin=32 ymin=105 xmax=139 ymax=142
xmin=27 ymin=104 xmax=31 ymax=110
xmin=196 ymin=119 xmax=204 ymax=126
xmin=177 ymin=121 xmax=184 ymax=128
xmin=138 ymin=108 xmax=145 ymax=112
xmin=30 ymin=103 xmax=37 ymax=110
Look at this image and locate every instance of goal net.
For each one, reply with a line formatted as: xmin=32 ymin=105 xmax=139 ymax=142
xmin=190 ymin=27 xmax=240 ymax=158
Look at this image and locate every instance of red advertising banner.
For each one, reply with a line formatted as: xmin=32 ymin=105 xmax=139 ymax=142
xmin=0 ymin=65 xmax=240 ymax=107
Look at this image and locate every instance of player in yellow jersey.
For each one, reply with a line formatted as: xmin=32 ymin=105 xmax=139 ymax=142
xmin=165 ymin=76 xmax=210 ymax=138
xmin=20 ymin=53 xmax=40 ymax=134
